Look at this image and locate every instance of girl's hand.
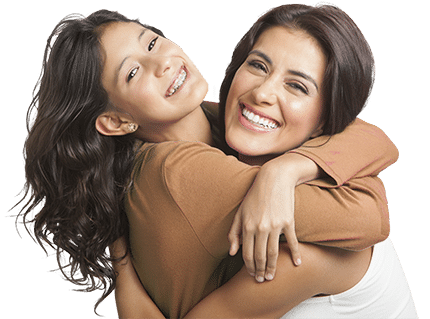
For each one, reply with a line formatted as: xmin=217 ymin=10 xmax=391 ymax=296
xmin=228 ymin=153 xmax=324 ymax=282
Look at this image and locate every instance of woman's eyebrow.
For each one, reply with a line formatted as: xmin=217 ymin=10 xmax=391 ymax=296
xmin=248 ymin=50 xmax=318 ymax=91
xmin=288 ymin=70 xmax=319 ymax=91
xmin=114 ymin=28 xmax=147 ymax=84
xmin=248 ymin=50 xmax=273 ymax=65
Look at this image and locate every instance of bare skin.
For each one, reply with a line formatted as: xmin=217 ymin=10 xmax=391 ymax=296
xmin=111 ymin=238 xmax=372 ymax=318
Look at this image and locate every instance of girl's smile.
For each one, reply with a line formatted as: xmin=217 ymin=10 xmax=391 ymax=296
xmin=100 ymin=22 xmax=208 ymax=141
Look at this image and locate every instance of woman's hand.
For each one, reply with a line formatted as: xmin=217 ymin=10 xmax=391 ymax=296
xmin=228 ymin=153 xmax=324 ymax=282
xmin=110 ymin=237 xmax=165 ymax=319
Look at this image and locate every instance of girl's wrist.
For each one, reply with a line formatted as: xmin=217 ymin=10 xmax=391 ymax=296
xmin=261 ymin=153 xmax=324 ymax=186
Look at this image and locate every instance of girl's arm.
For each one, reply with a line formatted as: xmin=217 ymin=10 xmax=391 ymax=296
xmin=120 ymin=141 xmax=391 ymax=317
xmin=229 ymin=118 xmax=397 ymax=282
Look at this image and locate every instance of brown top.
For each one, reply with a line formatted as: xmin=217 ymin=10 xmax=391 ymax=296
xmin=125 ymin=118 xmax=398 ymax=318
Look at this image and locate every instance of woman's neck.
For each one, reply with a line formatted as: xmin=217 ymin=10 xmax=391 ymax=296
xmin=238 ymin=153 xmax=278 ymax=166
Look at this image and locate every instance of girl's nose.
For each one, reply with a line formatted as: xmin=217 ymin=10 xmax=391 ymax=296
xmin=153 ymin=56 xmax=171 ymax=77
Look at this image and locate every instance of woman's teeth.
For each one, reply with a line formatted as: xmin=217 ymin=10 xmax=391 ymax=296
xmin=242 ymin=107 xmax=279 ymax=129
xmin=167 ymin=68 xmax=187 ymax=97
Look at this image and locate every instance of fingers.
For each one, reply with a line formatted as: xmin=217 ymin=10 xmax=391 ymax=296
xmin=253 ymin=230 xmax=270 ymax=283
xmin=243 ymin=226 xmax=279 ymax=283
xmin=243 ymin=227 xmax=301 ymax=284
xmin=284 ymin=226 xmax=302 ymax=266
xmin=242 ymin=226 xmax=256 ymax=278
xmin=264 ymin=233 xmax=280 ymax=281
xmin=228 ymin=212 xmax=242 ymax=256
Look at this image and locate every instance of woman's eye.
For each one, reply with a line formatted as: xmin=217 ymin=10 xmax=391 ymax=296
xmin=288 ymin=82 xmax=308 ymax=94
xmin=148 ymin=37 xmax=159 ymax=51
xmin=247 ymin=61 xmax=267 ymax=73
xmin=127 ymin=67 xmax=139 ymax=82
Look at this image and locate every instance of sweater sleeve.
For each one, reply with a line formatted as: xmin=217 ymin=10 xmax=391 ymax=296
xmin=157 ymin=141 xmax=388 ymax=254
xmin=294 ymin=176 xmax=389 ymax=250
xmin=289 ymin=118 xmax=399 ymax=187
xmin=162 ymin=141 xmax=260 ymax=259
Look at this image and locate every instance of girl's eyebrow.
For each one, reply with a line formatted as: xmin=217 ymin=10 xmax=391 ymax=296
xmin=248 ymin=49 xmax=319 ymax=91
xmin=114 ymin=28 xmax=147 ymax=84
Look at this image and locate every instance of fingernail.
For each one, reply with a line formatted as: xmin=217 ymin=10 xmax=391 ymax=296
xmin=265 ymin=273 xmax=274 ymax=281
xmin=256 ymin=276 xmax=264 ymax=283
xmin=249 ymin=272 xmax=255 ymax=277
xmin=296 ymin=258 xmax=302 ymax=266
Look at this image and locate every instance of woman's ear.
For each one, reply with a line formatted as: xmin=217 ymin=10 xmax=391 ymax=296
xmin=310 ymin=120 xmax=325 ymax=138
xmin=95 ymin=112 xmax=138 ymax=136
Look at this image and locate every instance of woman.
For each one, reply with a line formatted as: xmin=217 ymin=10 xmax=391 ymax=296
xmin=109 ymin=5 xmax=416 ymax=318
xmin=18 ymin=6 xmax=399 ymax=317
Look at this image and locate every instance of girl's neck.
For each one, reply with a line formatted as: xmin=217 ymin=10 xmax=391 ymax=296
xmin=137 ymin=105 xmax=214 ymax=146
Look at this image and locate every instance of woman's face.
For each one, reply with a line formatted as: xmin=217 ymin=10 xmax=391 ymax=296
xmin=224 ymin=26 xmax=327 ymax=160
xmin=100 ymin=22 xmax=208 ymax=131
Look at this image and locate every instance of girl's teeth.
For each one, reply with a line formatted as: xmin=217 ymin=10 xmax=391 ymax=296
xmin=168 ymin=69 xmax=187 ymax=96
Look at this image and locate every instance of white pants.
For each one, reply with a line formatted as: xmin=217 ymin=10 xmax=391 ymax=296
xmin=281 ymin=239 xmax=417 ymax=318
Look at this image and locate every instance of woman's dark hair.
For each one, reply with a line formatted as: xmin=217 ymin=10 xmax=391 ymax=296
xmin=219 ymin=4 xmax=374 ymax=138
xmin=17 ymin=10 xmax=163 ymax=311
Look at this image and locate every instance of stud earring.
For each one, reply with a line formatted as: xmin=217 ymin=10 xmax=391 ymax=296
xmin=128 ymin=123 xmax=138 ymax=133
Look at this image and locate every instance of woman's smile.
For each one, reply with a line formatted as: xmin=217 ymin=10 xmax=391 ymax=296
xmin=239 ymin=103 xmax=280 ymax=132
xmin=224 ymin=26 xmax=327 ymax=159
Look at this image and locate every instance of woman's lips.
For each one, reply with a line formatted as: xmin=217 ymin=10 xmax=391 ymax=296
xmin=166 ymin=66 xmax=188 ymax=97
xmin=238 ymin=103 xmax=280 ymax=132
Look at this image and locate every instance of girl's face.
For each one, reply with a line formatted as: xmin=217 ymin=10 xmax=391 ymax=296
xmin=100 ymin=22 xmax=208 ymax=134
xmin=224 ymin=26 xmax=327 ymax=162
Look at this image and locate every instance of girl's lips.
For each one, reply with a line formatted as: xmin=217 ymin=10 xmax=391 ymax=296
xmin=165 ymin=66 xmax=188 ymax=97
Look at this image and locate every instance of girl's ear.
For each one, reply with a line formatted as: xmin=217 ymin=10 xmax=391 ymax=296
xmin=95 ymin=112 xmax=138 ymax=136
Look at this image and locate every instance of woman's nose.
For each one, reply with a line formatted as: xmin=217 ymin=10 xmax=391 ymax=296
xmin=251 ymin=78 xmax=277 ymax=106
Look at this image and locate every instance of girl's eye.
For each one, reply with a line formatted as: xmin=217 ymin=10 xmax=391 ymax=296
xmin=288 ymin=82 xmax=308 ymax=95
xmin=148 ymin=37 xmax=159 ymax=51
xmin=247 ymin=60 xmax=267 ymax=73
xmin=127 ymin=67 xmax=139 ymax=82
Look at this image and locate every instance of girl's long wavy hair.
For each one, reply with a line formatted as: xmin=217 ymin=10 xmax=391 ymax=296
xmin=17 ymin=10 xmax=163 ymax=311
xmin=219 ymin=4 xmax=374 ymax=141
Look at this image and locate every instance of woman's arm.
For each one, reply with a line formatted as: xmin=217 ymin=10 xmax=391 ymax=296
xmin=112 ymin=236 xmax=371 ymax=319
xmin=184 ymin=243 xmax=372 ymax=318
xmin=110 ymin=238 xmax=165 ymax=319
